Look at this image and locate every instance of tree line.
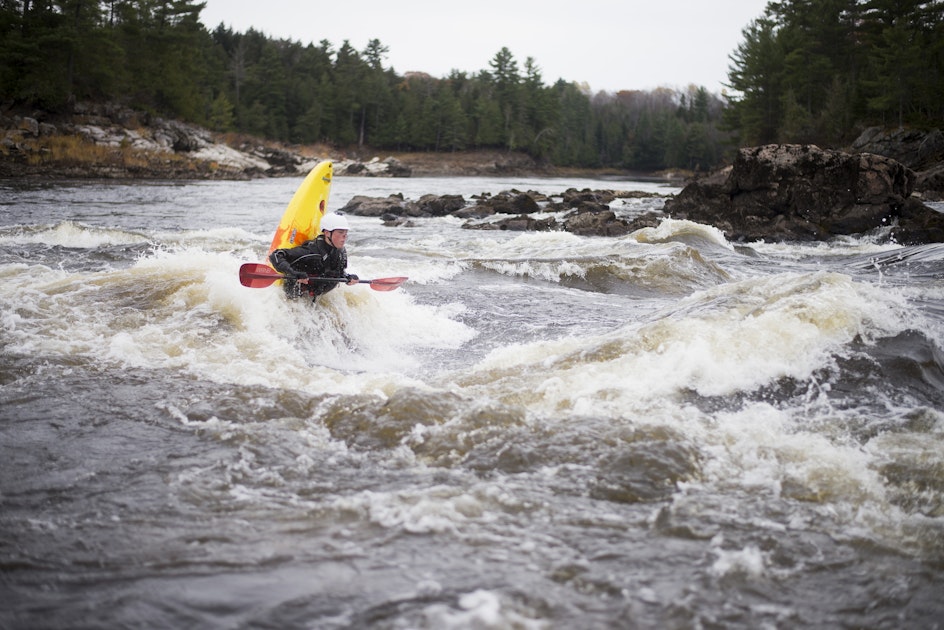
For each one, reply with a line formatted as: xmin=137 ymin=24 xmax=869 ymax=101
xmin=2 ymin=1 xmax=942 ymax=172
xmin=725 ymin=0 xmax=944 ymax=147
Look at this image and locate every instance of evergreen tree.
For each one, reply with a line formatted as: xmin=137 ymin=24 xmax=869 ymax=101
xmin=552 ymin=79 xmax=595 ymax=166
xmin=815 ymin=76 xmax=852 ymax=144
xmin=330 ymin=40 xmax=363 ymax=145
xmin=725 ymin=16 xmax=784 ymax=145
xmin=861 ymin=0 xmax=933 ymax=127
xmin=488 ymin=47 xmax=522 ymax=150
xmin=521 ymin=57 xmax=556 ymax=159
xmin=207 ymin=90 xmax=234 ymax=130
xmin=470 ymin=73 xmax=504 ymax=148
xmin=356 ymin=39 xmax=393 ymax=147
xmin=780 ymin=88 xmax=816 ymax=142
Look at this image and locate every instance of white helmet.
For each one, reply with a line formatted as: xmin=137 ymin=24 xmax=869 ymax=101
xmin=320 ymin=213 xmax=350 ymax=232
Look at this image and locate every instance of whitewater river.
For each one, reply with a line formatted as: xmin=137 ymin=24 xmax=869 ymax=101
xmin=1 ymin=172 xmax=943 ymax=629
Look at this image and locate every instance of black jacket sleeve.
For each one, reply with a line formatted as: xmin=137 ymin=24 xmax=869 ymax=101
xmin=268 ymin=249 xmax=294 ymax=274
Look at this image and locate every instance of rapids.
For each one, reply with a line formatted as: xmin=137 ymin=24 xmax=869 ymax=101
xmin=1 ymin=175 xmax=943 ymax=629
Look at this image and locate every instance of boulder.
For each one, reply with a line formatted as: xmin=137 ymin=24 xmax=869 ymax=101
xmin=663 ymin=144 xmax=944 ymax=243
xmin=336 ymin=194 xmax=407 ymax=217
xmin=162 ymin=119 xmax=210 ymax=152
xmin=465 ymin=214 xmax=558 ymax=231
xmin=476 ymin=190 xmax=541 ymax=214
xmin=335 ymin=156 xmax=413 ymax=177
xmin=850 ymin=127 xmax=944 ymax=170
xmin=849 ymin=127 xmax=944 ymax=200
xmin=894 ymin=197 xmax=944 ymax=243
xmin=406 ymin=193 xmax=467 ymax=217
xmin=384 ymin=157 xmax=412 ymax=177
xmin=452 ymin=204 xmax=495 ymax=219
xmin=916 ymin=163 xmax=944 ymax=201
xmin=16 ymin=116 xmax=40 ymax=136
xmin=561 ymin=188 xmax=618 ymax=207
xmin=563 ymin=209 xmax=633 ymax=237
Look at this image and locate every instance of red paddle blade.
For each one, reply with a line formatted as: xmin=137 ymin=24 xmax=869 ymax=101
xmin=366 ymin=277 xmax=408 ymax=291
xmin=239 ymin=262 xmax=282 ymax=288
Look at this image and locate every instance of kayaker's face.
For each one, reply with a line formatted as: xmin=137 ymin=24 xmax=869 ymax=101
xmin=326 ymin=229 xmax=348 ymax=248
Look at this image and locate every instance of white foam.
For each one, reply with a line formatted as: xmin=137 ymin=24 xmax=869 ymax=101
xmin=698 ymin=402 xmax=889 ymax=504
xmin=0 ymin=247 xmax=476 ymax=397
xmin=455 ymin=270 xmax=916 ymax=522
xmin=472 ymin=271 xmax=902 ymax=413
xmin=710 ymin=540 xmax=767 ymax=578
xmin=0 ymin=221 xmax=149 ymax=248
xmin=333 ymin=485 xmax=494 ymax=535
xmin=422 ymin=589 xmax=549 ymax=629
xmin=632 ymin=218 xmax=735 ymax=250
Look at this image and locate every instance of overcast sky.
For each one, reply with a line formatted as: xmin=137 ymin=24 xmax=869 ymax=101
xmin=201 ymin=0 xmax=771 ymax=95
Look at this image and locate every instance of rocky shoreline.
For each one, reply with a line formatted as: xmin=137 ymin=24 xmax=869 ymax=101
xmin=0 ymin=102 xmax=619 ymax=181
xmin=3 ymin=103 xmax=942 ymax=243
xmin=337 ymin=143 xmax=944 ymax=244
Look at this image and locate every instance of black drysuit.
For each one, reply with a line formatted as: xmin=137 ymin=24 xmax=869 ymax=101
xmin=268 ymin=235 xmax=349 ymax=300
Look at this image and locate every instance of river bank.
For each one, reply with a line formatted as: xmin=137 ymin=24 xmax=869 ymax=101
xmin=0 ymin=131 xmax=665 ymax=183
xmin=0 ymin=102 xmax=674 ymax=182
xmin=4 ymin=102 xmax=941 ymax=245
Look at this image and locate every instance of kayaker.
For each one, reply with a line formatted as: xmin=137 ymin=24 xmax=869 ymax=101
xmin=268 ymin=213 xmax=359 ymax=300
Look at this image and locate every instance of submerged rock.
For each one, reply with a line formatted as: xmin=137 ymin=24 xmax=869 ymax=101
xmin=563 ymin=208 xmax=633 ymax=237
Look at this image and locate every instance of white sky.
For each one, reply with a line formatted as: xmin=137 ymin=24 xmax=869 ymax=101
xmin=201 ymin=0 xmax=771 ymax=95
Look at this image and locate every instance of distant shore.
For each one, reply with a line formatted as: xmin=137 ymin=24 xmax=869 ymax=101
xmin=0 ymin=103 xmax=685 ymax=183
xmin=0 ymin=142 xmax=682 ymax=184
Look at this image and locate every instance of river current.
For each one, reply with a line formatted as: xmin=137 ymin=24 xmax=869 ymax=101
xmin=1 ymin=174 xmax=943 ymax=629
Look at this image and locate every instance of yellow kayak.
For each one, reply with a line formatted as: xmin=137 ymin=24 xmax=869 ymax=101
xmin=267 ymin=160 xmax=333 ymax=258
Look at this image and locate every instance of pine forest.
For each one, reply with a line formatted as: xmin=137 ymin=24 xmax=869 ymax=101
xmin=1 ymin=0 xmax=943 ymax=172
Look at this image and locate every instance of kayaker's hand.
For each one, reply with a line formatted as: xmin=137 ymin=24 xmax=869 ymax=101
xmin=345 ymin=274 xmax=359 ymax=285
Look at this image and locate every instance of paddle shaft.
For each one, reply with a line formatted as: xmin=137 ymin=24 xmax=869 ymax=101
xmin=238 ymin=263 xmax=406 ymax=291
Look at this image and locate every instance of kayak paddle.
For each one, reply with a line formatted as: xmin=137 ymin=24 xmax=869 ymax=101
xmin=239 ymin=262 xmax=407 ymax=292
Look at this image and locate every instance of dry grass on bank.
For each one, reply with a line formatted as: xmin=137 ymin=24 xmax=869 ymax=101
xmin=1 ymin=132 xmax=220 ymax=177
